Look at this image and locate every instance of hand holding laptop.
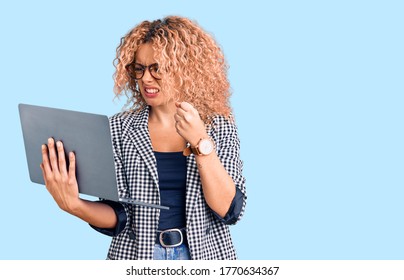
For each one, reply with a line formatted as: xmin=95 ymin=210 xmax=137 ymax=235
xmin=19 ymin=104 xmax=168 ymax=211
xmin=40 ymin=138 xmax=80 ymax=213
xmin=40 ymin=137 xmax=128 ymax=229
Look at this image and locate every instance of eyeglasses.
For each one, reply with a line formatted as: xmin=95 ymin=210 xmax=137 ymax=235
xmin=125 ymin=63 xmax=161 ymax=80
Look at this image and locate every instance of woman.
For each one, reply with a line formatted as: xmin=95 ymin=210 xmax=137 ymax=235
xmin=40 ymin=16 xmax=246 ymax=260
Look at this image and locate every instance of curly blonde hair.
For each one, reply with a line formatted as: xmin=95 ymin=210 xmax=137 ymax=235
xmin=113 ymin=16 xmax=232 ymax=123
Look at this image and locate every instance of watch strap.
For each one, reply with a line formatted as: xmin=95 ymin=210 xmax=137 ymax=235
xmin=190 ymin=146 xmax=202 ymax=155
xmin=183 ymin=147 xmax=192 ymax=156
xmin=182 ymin=146 xmax=202 ymax=156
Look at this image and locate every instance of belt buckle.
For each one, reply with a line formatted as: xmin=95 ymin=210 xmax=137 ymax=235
xmin=159 ymin=228 xmax=183 ymax=248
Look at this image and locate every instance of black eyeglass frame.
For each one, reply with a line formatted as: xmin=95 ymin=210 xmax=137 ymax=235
xmin=125 ymin=62 xmax=161 ymax=80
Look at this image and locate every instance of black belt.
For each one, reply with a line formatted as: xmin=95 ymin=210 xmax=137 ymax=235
xmin=156 ymin=228 xmax=187 ymax=248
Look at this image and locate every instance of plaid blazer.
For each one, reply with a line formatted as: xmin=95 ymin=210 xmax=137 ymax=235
xmin=106 ymin=106 xmax=246 ymax=260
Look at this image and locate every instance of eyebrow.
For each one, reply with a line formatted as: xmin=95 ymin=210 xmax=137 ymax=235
xmin=134 ymin=62 xmax=158 ymax=66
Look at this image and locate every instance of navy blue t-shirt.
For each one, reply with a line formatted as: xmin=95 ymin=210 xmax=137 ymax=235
xmin=154 ymin=151 xmax=187 ymax=230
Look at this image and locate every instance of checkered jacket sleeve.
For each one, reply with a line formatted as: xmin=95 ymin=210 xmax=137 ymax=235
xmin=209 ymin=115 xmax=247 ymax=224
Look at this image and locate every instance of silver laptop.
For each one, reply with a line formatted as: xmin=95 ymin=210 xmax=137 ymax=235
xmin=18 ymin=103 xmax=168 ymax=210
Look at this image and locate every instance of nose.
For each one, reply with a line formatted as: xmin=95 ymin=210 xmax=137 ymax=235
xmin=141 ymin=67 xmax=154 ymax=82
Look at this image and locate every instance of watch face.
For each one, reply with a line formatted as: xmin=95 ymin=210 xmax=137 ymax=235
xmin=199 ymin=139 xmax=214 ymax=155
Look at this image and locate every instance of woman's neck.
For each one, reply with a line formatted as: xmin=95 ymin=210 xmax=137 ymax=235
xmin=148 ymin=102 xmax=177 ymax=126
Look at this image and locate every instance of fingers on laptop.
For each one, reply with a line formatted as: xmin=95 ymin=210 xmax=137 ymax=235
xmin=41 ymin=138 xmax=77 ymax=184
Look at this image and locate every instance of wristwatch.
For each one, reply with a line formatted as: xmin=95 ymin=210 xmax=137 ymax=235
xmin=183 ymin=138 xmax=214 ymax=156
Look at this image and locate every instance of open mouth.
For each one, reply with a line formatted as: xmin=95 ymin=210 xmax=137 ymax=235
xmin=144 ymin=87 xmax=159 ymax=97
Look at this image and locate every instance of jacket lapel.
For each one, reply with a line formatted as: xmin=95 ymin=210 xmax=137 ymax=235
xmin=121 ymin=106 xmax=159 ymax=188
xmin=185 ymin=153 xmax=202 ymax=225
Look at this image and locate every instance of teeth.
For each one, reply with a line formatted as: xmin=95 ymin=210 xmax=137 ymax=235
xmin=146 ymin=88 xmax=159 ymax=94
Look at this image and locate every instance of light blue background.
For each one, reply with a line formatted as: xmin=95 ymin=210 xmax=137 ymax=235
xmin=1 ymin=0 xmax=403 ymax=260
